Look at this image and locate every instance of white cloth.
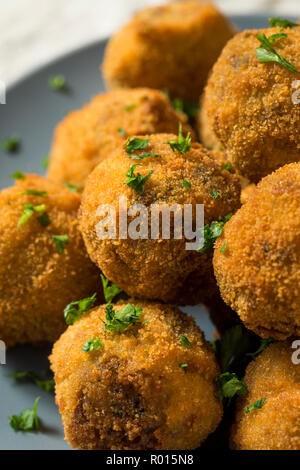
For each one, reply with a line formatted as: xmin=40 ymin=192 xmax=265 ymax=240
xmin=0 ymin=0 xmax=299 ymax=85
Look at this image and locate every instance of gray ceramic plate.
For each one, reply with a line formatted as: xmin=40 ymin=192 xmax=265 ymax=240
xmin=0 ymin=15 xmax=292 ymax=450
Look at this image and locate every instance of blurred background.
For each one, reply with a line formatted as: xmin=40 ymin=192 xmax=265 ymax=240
xmin=0 ymin=0 xmax=299 ymax=85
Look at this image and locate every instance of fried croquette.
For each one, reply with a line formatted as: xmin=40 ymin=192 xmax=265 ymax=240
xmin=240 ymin=183 xmax=256 ymax=205
xmin=80 ymin=133 xmax=241 ymax=304
xmin=102 ymin=1 xmax=235 ymax=101
xmin=214 ymin=163 xmax=300 ymax=340
xmin=50 ymin=301 xmax=223 ymax=450
xmin=231 ymin=341 xmax=300 ymax=450
xmin=202 ymin=26 xmax=300 ymax=182
xmin=48 ymin=88 xmax=194 ymax=187
xmin=0 ymin=174 xmax=101 ymax=347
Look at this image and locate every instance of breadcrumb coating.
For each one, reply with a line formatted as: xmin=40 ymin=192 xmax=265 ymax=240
xmin=50 ymin=301 xmax=222 ymax=450
xmin=102 ymin=1 xmax=235 ymax=101
xmin=0 ymin=175 xmax=101 ymax=347
xmin=48 ymin=88 xmax=194 ymax=187
xmin=80 ymin=133 xmax=241 ymax=304
xmin=214 ymin=163 xmax=300 ymax=339
xmin=231 ymin=341 xmax=300 ymax=450
xmin=202 ymin=27 xmax=300 ymax=182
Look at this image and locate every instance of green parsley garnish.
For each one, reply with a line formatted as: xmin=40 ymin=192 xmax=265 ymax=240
xmin=171 ymin=98 xmax=199 ymax=120
xmin=269 ymin=17 xmax=298 ymax=29
xmin=53 ymin=235 xmax=69 ymax=254
xmin=220 ymin=241 xmax=227 ymax=254
xmin=217 ymin=372 xmax=248 ymax=404
xmin=124 ymin=164 xmax=154 ymax=195
xmin=166 ymin=124 xmax=191 ymax=154
xmin=221 ymin=163 xmax=231 ymax=171
xmin=10 ymin=171 xmax=25 ymax=180
xmin=256 ymin=33 xmax=300 ymax=74
xmin=2 ymin=135 xmax=20 ymax=153
xmin=82 ymin=337 xmax=103 ymax=353
xmin=37 ymin=212 xmax=51 ymax=227
xmin=124 ymin=137 xmax=150 ymax=155
xmin=41 ymin=156 xmax=50 ymax=170
xmin=180 ymin=363 xmax=188 ymax=371
xmin=18 ymin=204 xmax=46 ymax=227
xmin=103 ymin=303 xmax=143 ymax=334
xmin=64 ymin=293 xmax=97 ymax=325
xmin=48 ymin=74 xmax=67 ymax=91
xmin=9 ymin=397 xmax=40 ymax=432
xmin=64 ymin=182 xmax=83 ymax=193
xmin=100 ymin=274 xmax=123 ymax=303
xmin=20 ymin=190 xmax=48 ymax=197
xmin=124 ymin=104 xmax=136 ymax=111
xmin=210 ymin=189 xmax=220 ymax=199
xmin=181 ymin=336 xmax=192 ymax=348
xmin=9 ymin=370 xmax=54 ymax=393
xmin=198 ymin=214 xmax=232 ymax=254
xmin=118 ymin=128 xmax=126 ymax=137
xmin=246 ymin=397 xmax=266 ymax=414
xmin=182 ymin=179 xmax=191 ymax=189
xmin=246 ymin=337 xmax=275 ymax=359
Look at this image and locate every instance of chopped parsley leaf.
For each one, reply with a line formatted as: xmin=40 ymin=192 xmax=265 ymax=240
xmin=246 ymin=397 xmax=266 ymax=414
xmin=100 ymin=274 xmax=123 ymax=303
xmin=171 ymin=98 xmax=199 ymax=120
xmin=198 ymin=214 xmax=232 ymax=254
xmin=181 ymin=336 xmax=192 ymax=348
xmin=222 ymin=163 xmax=231 ymax=171
xmin=9 ymin=397 xmax=40 ymax=432
xmin=118 ymin=128 xmax=126 ymax=137
xmin=179 ymin=363 xmax=188 ymax=371
xmin=217 ymin=372 xmax=248 ymax=404
xmin=182 ymin=179 xmax=191 ymax=189
xmin=10 ymin=171 xmax=25 ymax=180
xmin=220 ymin=241 xmax=227 ymax=254
xmin=124 ymin=164 xmax=154 ymax=195
xmin=246 ymin=337 xmax=275 ymax=359
xmin=53 ymin=235 xmax=69 ymax=254
xmin=64 ymin=182 xmax=83 ymax=193
xmin=210 ymin=189 xmax=220 ymax=199
xmin=124 ymin=104 xmax=136 ymax=111
xmin=124 ymin=137 xmax=150 ymax=155
xmin=20 ymin=190 xmax=48 ymax=197
xmin=269 ymin=17 xmax=298 ymax=29
xmin=64 ymin=293 xmax=97 ymax=325
xmin=2 ymin=135 xmax=20 ymax=153
xmin=48 ymin=74 xmax=67 ymax=91
xmin=9 ymin=370 xmax=54 ymax=393
xmin=256 ymin=33 xmax=300 ymax=74
xmin=18 ymin=204 xmax=46 ymax=227
xmin=82 ymin=337 xmax=102 ymax=353
xmin=130 ymin=152 xmax=159 ymax=161
xmin=37 ymin=212 xmax=51 ymax=227
xmin=166 ymin=124 xmax=191 ymax=154
xmin=103 ymin=303 xmax=143 ymax=334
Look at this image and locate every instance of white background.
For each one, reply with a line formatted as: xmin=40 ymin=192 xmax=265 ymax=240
xmin=0 ymin=0 xmax=299 ymax=85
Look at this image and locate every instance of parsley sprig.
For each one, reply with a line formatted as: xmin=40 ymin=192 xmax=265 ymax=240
xmin=217 ymin=372 xmax=248 ymax=405
xmin=53 ymin=235 xmax=69 ymax=254
xmin=100 ymin=274 xmax=123 ymax=303
xmin=64 ymin=293 xmax=97 ymax=325
xmin=246 ymin=397 xmax=266 ymax=414
xmin=9 ymin=397 xmax=40 ymax=432
xmin=256 ymin=32 xmax=300 ymax=74
xmin=103 ymin=303 xmax=143 ymax=334
xmin=9 ymin=370 xmax=54 ymax=393
xmin=166 ymin=124 xmax=191 ymax=154
xmin=124 ymin=137 xmax=150 ymax=155
xmin=82 ymin=337 xmax=102 ymax=353
xmin=124 ymin=164 xmax=154 ymax=195
xmin=269 ymin=17 xmax=298 ymax=29
xmin=2 ymin=135 xmax=20 ymax=153
xmin=198 ymin=214 xmax=232 ymax=254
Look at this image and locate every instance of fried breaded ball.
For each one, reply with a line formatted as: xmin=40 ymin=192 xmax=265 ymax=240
xmin=48 ymin=88 xmax=194 ymax=187
xmin=102 ymin=1 xmax=235 ymax=101
xmin=0 ymin=174 xmax=101 ymax=347
xmin=50 ymin=301 xmax=222 ymax=450
xmin=214 ymin=163 xmax=300 ymax=340
xmin=240 ymin=183 xmax=256 ymax=205
xmin=202 ymin=26 xmax=300 ymax=182
xmin=80 ymin=133 xmax=241 ymax=304
xmin=231 ymin=341 xmax=300 ymax=450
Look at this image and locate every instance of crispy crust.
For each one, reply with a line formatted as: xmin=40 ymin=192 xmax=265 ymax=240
xmin=202 ymin=27 xmax=300 ymax=182
xmin=79 ymin=134 xmax=241 ymax=304
xmin=48 ymin=88 xmax=194 ymax=187
xmin=102 ymin=1 xmax=235 ymax=101
xmin=214 ymin=163 xmax=300 ymax=339
xmin=50 ymin=301 xmax=222 ymax=450
xmin=231 ymin=341 xmax=300 ymax=450
xmin=0 ymin=175 xmax=102 ymax=347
